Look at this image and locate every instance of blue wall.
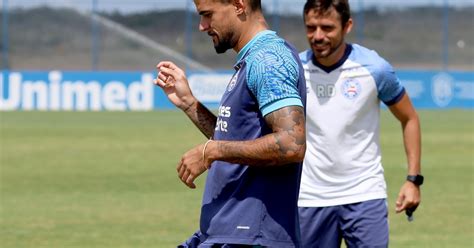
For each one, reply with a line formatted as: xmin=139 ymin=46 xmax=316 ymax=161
xmin=1 ymin=70 xmax=472 ymax=111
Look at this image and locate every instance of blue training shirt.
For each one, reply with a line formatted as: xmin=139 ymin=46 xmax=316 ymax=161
xmin=199 ymin=30 xmax=306 ymax=247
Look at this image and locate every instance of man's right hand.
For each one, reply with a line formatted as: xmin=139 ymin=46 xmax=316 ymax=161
xmin=154 ymin=61 xmax=197 ymax=111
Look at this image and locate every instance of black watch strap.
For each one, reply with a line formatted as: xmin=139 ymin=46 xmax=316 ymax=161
xmin=407 ymin=175 xmax=424 ymax=186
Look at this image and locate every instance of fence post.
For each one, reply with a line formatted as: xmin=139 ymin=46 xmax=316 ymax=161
xmin=2 ymin=0 xmax=9 ymax=70
xmin=185 ymin=0 xmax=193 ymax=71
xmin=442 ymin=0 xmax=449 ymax=70
xmin=272 ymin=0 xmax=280 ymax=34
xmin=357 ymin=0 xmax=365 ymax=44
xmin=91 ymin=0 xmax=99 ymax=70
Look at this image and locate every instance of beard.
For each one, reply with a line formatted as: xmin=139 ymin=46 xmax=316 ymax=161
xmin=210 ymin=31 xmax=233 ymax=54
xmin=311 ymin=38 xmax=344 ymax=59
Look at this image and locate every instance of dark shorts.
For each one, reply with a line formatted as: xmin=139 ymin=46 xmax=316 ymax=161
xmin=298 ymin=199 xmax=389 ymax=248
xmin=177 ymin=231 xmax=263 ymax=248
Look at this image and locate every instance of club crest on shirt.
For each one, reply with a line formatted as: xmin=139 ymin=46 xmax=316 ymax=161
xmin=227 ymin=71 xmax=240 ymax=92
xmin=341 ymin=79 xmax=361 ymax=100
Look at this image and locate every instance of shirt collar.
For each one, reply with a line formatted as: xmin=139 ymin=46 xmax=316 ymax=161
xmin=235 ymin=30 xmax=276 ymax=68
xmin=311 ymin=43 xmax=353 ymax=73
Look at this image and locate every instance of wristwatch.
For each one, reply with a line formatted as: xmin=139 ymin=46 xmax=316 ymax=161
xmin=407 ymin=175 xmax=424 ymax=186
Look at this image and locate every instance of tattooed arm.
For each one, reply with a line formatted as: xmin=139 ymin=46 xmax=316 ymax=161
xmin=155 ymin=61 xmax=216 ymax=138
xmin=205 ymin=105 xmax=306 ymax=167
xmin=182 ymin=101 xmax=216 ymax=139
xmin=176 ymin=105 xmax=305 ymax=188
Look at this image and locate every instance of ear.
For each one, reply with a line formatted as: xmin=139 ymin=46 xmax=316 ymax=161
xmin=233 ymin=0 xmax=246 ymax=15
xmin=344 ymin=18 xmax=353 ymax=35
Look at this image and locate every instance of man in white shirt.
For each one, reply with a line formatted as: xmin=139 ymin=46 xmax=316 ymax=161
xmin=298 ymin=0 xmax=423 ymax=247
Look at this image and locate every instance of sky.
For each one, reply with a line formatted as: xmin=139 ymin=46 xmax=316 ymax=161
xmin=3 ymin=0 xmax=474 ymax=14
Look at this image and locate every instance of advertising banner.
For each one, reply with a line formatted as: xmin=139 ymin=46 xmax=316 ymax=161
xmin=1 ymin=70 xmax=472 ymax=111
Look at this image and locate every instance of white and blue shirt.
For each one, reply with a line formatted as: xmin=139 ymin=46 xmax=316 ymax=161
xmin=199 ymin=31 xmax=306 ymax=247
xmin=298 ymin=44 xmax=405 ymax=207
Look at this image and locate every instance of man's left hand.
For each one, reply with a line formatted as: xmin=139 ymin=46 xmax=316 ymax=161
xmin=395 ymin=181 xmax=421 ymax=213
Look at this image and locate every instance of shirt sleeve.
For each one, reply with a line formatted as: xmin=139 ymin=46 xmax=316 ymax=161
xmin=374 ymin=59 xmax=405 ymax=106
xmin=246 ymin=45 xmax=303 ymax=116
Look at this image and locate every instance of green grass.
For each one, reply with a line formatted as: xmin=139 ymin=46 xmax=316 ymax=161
xmin=0 ymin=110 xmax=473 ymax=247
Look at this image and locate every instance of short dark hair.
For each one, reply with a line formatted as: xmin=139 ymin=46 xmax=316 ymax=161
xmin=217 ymin=0 xmax=262 ymax=12
xmin=247 ymin=0 xmax=262 ymax=11
xmin=303 ymin=0 xmax=351 ymax=26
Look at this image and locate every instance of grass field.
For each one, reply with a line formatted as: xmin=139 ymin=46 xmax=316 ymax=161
xmin=0 ymin=110 xmax=473 ymax=247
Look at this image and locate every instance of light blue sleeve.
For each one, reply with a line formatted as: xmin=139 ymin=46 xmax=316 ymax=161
xmin=246 ymin=44 xmax=303 ymax=116
xmin=351 ymin=44 xmax=405 ymax=106
xmin=372 ymin=58 xmax=405 ymax=105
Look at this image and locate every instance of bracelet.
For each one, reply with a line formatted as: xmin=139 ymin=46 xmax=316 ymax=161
xmin=202 ymin=139 xmax=213 ymax=169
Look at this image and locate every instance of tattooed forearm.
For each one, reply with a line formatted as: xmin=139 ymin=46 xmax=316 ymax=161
xmin=185 ymin=101 xmax=217 ymax=139
xmin=209 ymin=106 xmax=306 ymax=167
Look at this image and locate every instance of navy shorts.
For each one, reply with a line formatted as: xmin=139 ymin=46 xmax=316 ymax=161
xmin=177 ymin=231 xmax=263 ymax=248
xmin=298 ymin=199 xmax=388 ymax=248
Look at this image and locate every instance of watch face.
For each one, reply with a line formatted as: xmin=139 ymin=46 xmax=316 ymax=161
xmin=416 ymin=175 xmax=424 ymax=185
xmin=408 ymin=175 xmax=424 ymax=185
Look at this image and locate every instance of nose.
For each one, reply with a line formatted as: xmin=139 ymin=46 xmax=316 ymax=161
xmin=199 ymin=17 xmax=209 ymax=32
xmin=312 ymin=28 xmax=325 ymax=42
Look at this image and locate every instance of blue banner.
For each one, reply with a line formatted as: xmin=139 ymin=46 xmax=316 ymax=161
xmin=398 ymin=71 xmax=473 ymax=108
xmin=1 ymin=70 xmax=473 ymax=111
xmin=1 ymin=71 xmax=174 ymax=111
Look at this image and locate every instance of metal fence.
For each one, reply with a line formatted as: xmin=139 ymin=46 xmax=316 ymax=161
xmin=1 ymin=0 xmax=473 ymax=71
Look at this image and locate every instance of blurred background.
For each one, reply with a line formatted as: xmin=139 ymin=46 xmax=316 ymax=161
xmin=1 ymin=0 xmax=473 ymax=71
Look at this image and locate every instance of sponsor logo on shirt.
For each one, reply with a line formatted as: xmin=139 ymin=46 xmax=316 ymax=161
xmin=341 ymin=79 xmax=362 ymax=100
xmin=312 ymin=84 xmax=336 ymax=98
xmin=215 ymin=105 xmax=232 ymax=132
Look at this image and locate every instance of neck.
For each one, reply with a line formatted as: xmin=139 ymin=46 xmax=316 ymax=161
xmin=234 ymin=13 xmax=269 ymax=53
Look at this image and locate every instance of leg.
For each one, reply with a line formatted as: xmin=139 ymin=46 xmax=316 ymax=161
xmin=298 ymin=206 xmax=342 ymax=248
xmin=340 ymin=199 xmax=389 ymax=248
xmin=218 ymin=245 xmax=262 ymax=248
xmin=178 ymin=230 xmax=204 ymax=248
xmin=179 ymin=232 xmax=261 ymax=248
